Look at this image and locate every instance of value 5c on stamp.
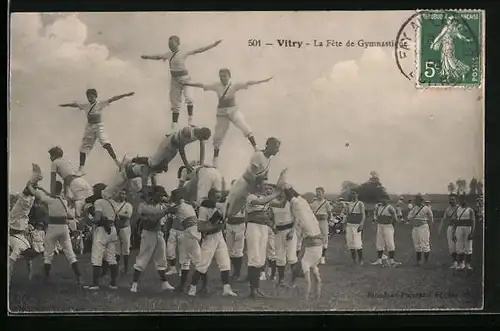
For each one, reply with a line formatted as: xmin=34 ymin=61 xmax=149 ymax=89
xmin=417 ymin=10 xmax=484 ymax=88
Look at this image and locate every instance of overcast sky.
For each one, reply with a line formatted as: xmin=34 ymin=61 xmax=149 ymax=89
xmin=9 ymin=12 xmax=483 ymax=194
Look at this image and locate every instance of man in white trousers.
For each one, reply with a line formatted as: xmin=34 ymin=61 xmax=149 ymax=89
xmin=130 ymin=186 xmax=175 ymax=293
xmin=112 ymin=189 xmax=134 ymax=274
xmin=452 ymin=195 xmax=476 ymax=270
xmin=226 ymin=137 xmax=281 ymax=218
xmin=273 ymin=200 xmax=299 ymax=288
xmin=169 ymin=189 xmax=203 ymax=293
xmin=438 ymin=194 xmax=459 ymax=268
xmin=58 ymin=89 xmax=134 ymax=172
xmin=345 ymin=190 xmax=366 ymax=265
xmin=84 ymin=184 xmax=122 ymax=290
xmin=225 ymin=185 xmax=247 ymax=282
xmin=371 ymin=195 xmax=401 ymax=267
xmin=101 ymin=126 xmax=211 ymax=200
xmin=187 ymin=188 xmax=237 ymax=297
xmin=182 ymin=69 xmax=273 ymax=167
xmin=165 ymin=206 xmax=184 ymax=276
xmin=29 ymin=181 xmax=82 ymax=285
xmin=245 ymin=181 xmax=285 ymax=298
xmin=309 ymin=187 xmax=333 ymax=265
xmin=407 ymin=193 xmax=434 ymax=266
xmin=141 ymin=36 xmax=222 ymax=130
xmin=282 ymin=184 xmax=323 ymax=301
xmin=48 ymin=146 xmax=92 ymax=219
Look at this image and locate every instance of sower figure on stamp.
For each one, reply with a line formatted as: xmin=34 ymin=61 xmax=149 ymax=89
xmin=9 ymin=165 xmax=43 ymax=284
xmin=130 ymin=186 xmax=175 ymax=293
xmin=371 ymin=195 xmax=401 ymax=267
xmin=309 ymin=187 xmax=333 ymax=265
xmin=225 ymin=137 xmax=281 ymax=219
xmin=187 ymin=188 xmax=237 ymax=297
xmin=345 ymin=190 xmax=366 ymax=265
xmin=29 ymin=180 xmax=82 ymax=285
xmin=407 ymin=193 xmax=434 ymax=266
xmin=112 ymin=189 xmax=134 ymax=274
xmin=101 ymin=126 xmax=211 ymax=200
xmin=48 ymin=146 xmax=93 ymax=219
xmin=182 ymin=69 xmax=273 ymax=167
xmin=169 ymin=189 xmax=203 ymax=294
xmin=281 ymin=184 xmax=323 ymax=301
xmin=452 ymin=195 xmax=475 ymax=270
xmin=58 ymin=89 xmax=134 ymax=172
xmin=141 ymin=36 xmax=222 ymax=131
xmin=245 ymin=180 xmax=286 ymax=298
xmin=438 ymin=193 xmax=459 ymax=269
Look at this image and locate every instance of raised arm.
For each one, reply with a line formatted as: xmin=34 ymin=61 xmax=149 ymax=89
xmin=107 ymin=92 xmax=135 ymax=104
xmin=187 ymin=40 xmax=223 ymax=56
xmin=199 ymin=140 xmax=206 ymax=166
xmin=181 ymin=82 xmax=205 ymax=88
xmin=178 ymin=145 xmax=192 ymax=170
xmin=246 ymin=76 xmax=273 ymax=87
xmin=269 ymin=193 xmax=287 ymax=208
xmin=249 ymin=191 xmax=281 ymax=206
xmin=431 ymin=26 xmax=448 ymax=47
xmin=58 ymin=102 xmax=81 ymax=108
xmin=141 ymin=53 xmax=168 ymax=61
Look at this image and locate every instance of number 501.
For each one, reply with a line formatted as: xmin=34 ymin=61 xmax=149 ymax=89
xmin=248 ymin=39 xmax=261 ymax=47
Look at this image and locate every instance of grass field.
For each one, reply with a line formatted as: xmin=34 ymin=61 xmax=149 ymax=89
xmin=8 ymin=215 xmax=483 ymax=313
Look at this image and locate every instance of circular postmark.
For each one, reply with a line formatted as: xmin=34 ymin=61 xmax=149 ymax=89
xmin=395 ymin=10 xmax=481 ymax=87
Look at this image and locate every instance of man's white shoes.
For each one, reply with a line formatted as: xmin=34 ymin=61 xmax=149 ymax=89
xmin=222 ymin=284 xmax=237 ymax=297
xmin=371 ymin=259 xmax=383 ymax=266
xmin=161 ymin=281 xmax=175 ymax=291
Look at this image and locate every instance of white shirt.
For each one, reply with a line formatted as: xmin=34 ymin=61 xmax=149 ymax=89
xmin=9 ymin=194 xmax=35 ymax=231
xmin=94 ymin=198 xmax=117 ymax=221
xmin=310 ymin=199 xmax=333 ymax=218
xmin=203 ymin=81 xmax=249 ymax=106
xmin=77 ymin=101 xmax=110 ymax=123
xmin=407 ymin=205 xmax=433 ymax=222
xmin=289 ymin=196 xmax=321 ymax=238
xmin=162 ymin=49 xmax=191 ymax=72
xmin=456 ymin=206 xmax=474 ymax=221
xmin=34 ymin=191 xmax=74 ymax=219
xmin=51 ymin=158 xmax=78 ymax=179
xmin=243 ymin=151 xmax=271 ymax=182
xmin=273 ymin=202 xmax=294 ymax=226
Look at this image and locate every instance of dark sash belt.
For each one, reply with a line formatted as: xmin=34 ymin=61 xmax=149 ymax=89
xmin=227 ymin=217 xmax=245 ymax=225
xmin=171 ymin=70 xmax=189 ymax=78
xmin=276 ymin=223 xmax=294 ymax=231
xmin=316 ymin=215 xmax=328 ymax=221
xmin=455 ymin=219 xmax=473 ymax=227
xmin=48 ymin=216 xmax=68 ymax=225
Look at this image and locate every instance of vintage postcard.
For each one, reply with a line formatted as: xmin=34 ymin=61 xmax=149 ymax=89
xmin=8 ymin=10 xmax=484 ymax=313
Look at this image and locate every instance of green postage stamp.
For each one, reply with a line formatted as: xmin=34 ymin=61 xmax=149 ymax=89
xmin=417 ymin=10 xmax=484 ymax=88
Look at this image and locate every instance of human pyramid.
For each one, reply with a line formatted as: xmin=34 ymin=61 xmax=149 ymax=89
xmin=9 ymin=35 xmax=478 ymax=303
xmin=9 ymin=35 xmax=328 ymax=301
